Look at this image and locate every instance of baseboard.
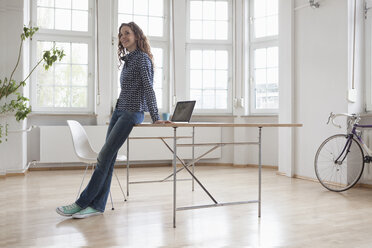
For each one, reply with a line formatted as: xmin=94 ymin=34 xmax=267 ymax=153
xmin=277 ymin=173 xmax=372 ymax=189
xmin=233 ymin=163 xmax=278 ymax=170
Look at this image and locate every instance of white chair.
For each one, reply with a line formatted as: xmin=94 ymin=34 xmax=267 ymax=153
xmin=67 ymin=120 xmax=127 ymax=210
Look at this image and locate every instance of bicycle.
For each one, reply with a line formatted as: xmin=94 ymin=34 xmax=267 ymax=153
xmin=314 ymin=112 xmax=372 ymax=192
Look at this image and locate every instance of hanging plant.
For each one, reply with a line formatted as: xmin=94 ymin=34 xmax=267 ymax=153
xmin=0 ymin=26 xmax=65 ymax=143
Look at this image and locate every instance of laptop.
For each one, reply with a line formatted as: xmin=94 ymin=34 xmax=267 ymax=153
xmin=171 ymin=101 xmax=196 ymax=123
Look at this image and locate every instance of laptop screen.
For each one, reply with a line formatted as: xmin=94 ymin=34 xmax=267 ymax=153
xmin=171 ymin=101 xmax=196 ymax=122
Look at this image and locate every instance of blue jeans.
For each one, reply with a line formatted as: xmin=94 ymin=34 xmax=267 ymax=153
xmin=75 ymin=109 xmax=144 ymax=212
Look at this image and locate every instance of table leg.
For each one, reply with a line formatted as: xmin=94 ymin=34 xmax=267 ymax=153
xmin=173 ymin=127 xmax=177 ymax=228
xmin=192 ymin=126 xmax=195 ymax=191
xmin=127 ymin=138 xmax=130 ymax=197
xmin=258 ymin=127 xmax=262 ymax=218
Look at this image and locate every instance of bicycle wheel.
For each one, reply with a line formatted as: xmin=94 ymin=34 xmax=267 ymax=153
xmin=314 ymin=134 xmax=364 ymax=192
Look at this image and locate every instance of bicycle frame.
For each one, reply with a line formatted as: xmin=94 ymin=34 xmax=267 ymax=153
xmin=352 ymin=124 xmax=372 ymax=157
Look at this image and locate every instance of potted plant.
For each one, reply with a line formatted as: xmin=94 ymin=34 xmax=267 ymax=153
xmin=0 ymin=26 xmax=65 ymax=143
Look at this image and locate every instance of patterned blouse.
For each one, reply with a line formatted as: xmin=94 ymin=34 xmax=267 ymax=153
xmin=117 ymin=49 xmax=160 ymax=123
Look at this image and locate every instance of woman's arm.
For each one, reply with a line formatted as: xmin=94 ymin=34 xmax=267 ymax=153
xmin=139 ymin=54 xmax=160 ymax=123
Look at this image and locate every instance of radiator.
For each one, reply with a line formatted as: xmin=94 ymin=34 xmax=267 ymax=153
xmin=39 ymin=125 xmax=221 ymax=163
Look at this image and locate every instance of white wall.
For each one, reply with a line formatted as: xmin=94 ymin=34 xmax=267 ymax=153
xmin=294 ymin=0 xmax=349 ymax=178
xmin=286 ymin=0 xmax=367 ymax=180
xmin=0 ymin=0 xmax=28 ymax=175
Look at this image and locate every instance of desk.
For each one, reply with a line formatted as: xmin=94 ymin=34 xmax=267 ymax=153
xmin=126 ymin=123 xmax=302 ymax=228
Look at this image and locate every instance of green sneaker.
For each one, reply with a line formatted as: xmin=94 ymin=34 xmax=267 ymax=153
xmin=72 ymin=207 xmax=102 ymax=219
xmin=56 ymin=203 xmax=82 ymax=217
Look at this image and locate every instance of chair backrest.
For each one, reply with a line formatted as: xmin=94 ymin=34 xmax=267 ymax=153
xmin=67 ymin=120 xmax=97 ymax=161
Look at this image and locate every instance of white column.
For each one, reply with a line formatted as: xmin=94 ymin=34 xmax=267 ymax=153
xmin=95 ymin=0 xmax=113 ymax=125
xmin=278 ymin=0 xmax=294 ymax=176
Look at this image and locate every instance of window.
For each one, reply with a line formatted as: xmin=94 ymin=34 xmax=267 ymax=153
xmin=249 ymin=0 xmax=278 ymax=113
xmin=114 ymin=0 xmax=168 ymax=112
xmin=187 ymin=0 xmax=232 ymax=113
xmin=31 ymin=0 xmax=94 ymax=112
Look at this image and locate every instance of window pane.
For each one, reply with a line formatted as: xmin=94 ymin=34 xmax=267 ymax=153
xmin=267 ymin=68 xmax=278 ymax=84
xmin=267 ymin=0 xmax=278 ymax=16
xmin=37 ymin=66 xmax=54 ymax=85
xmin=202 ymin=21 xmax=215 ymax=39
xmin=216 ymin=90 xmax=227 ymax=109
xmin=37 ymin=7 xmax=54 ymax=29
xmin=203 ymin=70 xmax=215 ymax=89
xmin=72 ymin=65 xmax=88 ymax=86
xmin=133 ymin=0 xmax=148 ymax=15
xmin=118 ymin=14 xmax=133 ymax=27
xmin=55 ymin=0 xmax=71 ymax=9
xmin=55 ymin=64 xmax=71 ymax=85
xmin=255 ymin=69 xmax=266 ymax=84
xmin=55 ymin=9 xmax=71 ymax=30
xmin=215 ymin=70 xmax=228 ymax=89
xmin=35 ymin=41 xmax=89 ymax=109
xmin=215 ymin=50 xmax=228 ymax=69
xmin=119 ymin=0 xmax=133 ymax=14
xmin=216 ymin=1 xmax=228 ymax=20
xmin=71 ymin=87 xmax=87 ymax=107
xmin=152 ymin=48 xmax=163 ymax=67
xmin=254 ymin=18 xmax=266 ymax=38
xmin=72 ymin=0 xmax=88 ymax=10
xmin=72 ymin=10 xmax=88 ymax=31
xmin=267 ymin=15 xmax=278 ymax=36
xmin=190 ymin=1 xmax=202 ymax=20
xmin=203 ymin=1 xmax=215 ymax=20
xmin=190 ymin=90 xmax=202 ymax=108
xmin=190 ymin=21 xmax=203 ymax=39
xmin=72 ymin=43 xmax=88 ymax=64
xmin=37 ymin=0 xmax=54 ymax=7
xmin=55 ymin=42 xmax=71 ymax=64
xmin=37 ymin=86 xmax=54 ymax=106
xmin=133 ymin=15 xmax=148 ymax=35
xmin=190 ymin=50 xmax=202 ymax=69
xmin=148 ymin=17 xmax=163 ymax=36
xmin=190 ymin=70 xmax=203 ymax=89
xmin=149 ymin=0 xmax=163 ymax=17
xmin=267 ymin=47 xmax=278 ymax=67
xmin=154 ymin=68 xmax=163 ymax=88
xmin=254 ymin=48 xmax=267 ymax=68
xmin=254 ymin=0 xmax=266 ymax=18
xmin=155 ymin=89 xmax=162 ymax=107
xmin=203 ymin=50 xmax=215 ymax=69
xmin=203 ymin=90 xmax=215 ymax=109
xmin=253 ymin=46 xmax=279 ymax=110
xmin=55 ymin=87 xmax=71 ymax=107
xmin=215 ymin=21 xmax=228 ymax=40
xmin=37 ymin=41 xmax=54 ymax=59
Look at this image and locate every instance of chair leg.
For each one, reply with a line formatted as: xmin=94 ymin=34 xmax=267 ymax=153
xmin=109 ymin=191 xmax=114 ymax=210
xmin=77 ymin=163 xmax=90 ymax=200
xmin=114 ymin=170 xmax=127 ymax=202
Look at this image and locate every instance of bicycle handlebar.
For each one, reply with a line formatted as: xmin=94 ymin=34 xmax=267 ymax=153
xmin=327 ymin=112 xmax=359 ymax=129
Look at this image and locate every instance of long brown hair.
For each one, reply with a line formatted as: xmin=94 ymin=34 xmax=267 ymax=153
xmin=117 ymin=22 xmax=154 ymax=68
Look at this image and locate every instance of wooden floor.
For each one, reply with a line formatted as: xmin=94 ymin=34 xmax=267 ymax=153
xmin=2 ymin=165 xmax=372 ymax=247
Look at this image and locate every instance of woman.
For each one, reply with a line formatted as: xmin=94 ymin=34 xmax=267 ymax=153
xmin=56 ymin=22 xmax=170 ymax=219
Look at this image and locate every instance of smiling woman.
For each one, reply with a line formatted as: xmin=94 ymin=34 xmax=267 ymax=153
xmin=56 ymin=22 xmax=170 ymax=219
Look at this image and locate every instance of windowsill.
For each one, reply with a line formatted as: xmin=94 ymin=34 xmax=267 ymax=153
xmin=29 ymin=112 xmax=97 ymax=117
xmin=240 ymin=114 xmax=278 ymax=118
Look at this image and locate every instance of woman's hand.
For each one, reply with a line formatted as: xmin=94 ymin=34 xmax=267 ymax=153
xmin=154 ymin=120 xmax=172 ymax=124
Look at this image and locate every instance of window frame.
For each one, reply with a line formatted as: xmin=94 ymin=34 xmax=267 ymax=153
xmin=186 ymin=43 xmax=233 ymax=113
xmin=186 ymin=0 xmax=233 ymax=114
xmin=248 ymin=0 xmax=279 ymax=114
xmin=30 ymin=0 xmax=95 ymax=113
xmin=112 ymin=0 xmax=169 ymax=113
